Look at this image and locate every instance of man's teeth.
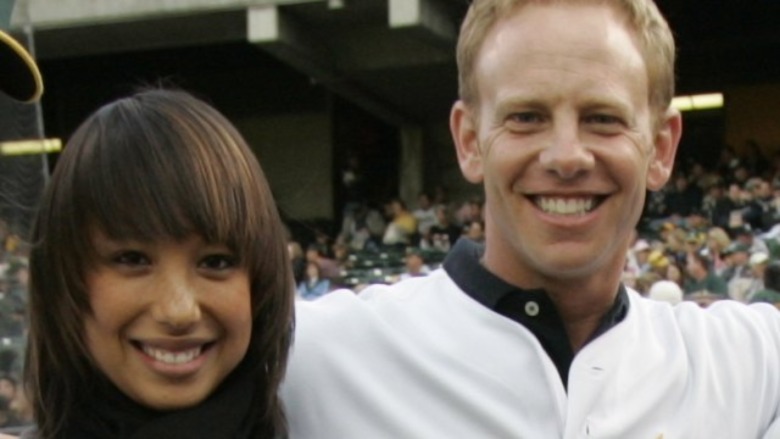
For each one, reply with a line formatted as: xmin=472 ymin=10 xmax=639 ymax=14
xmin=142 ymin=346 xmax=202 ymax=364
xmin=536 ymin=197 xmax=595 ymax=215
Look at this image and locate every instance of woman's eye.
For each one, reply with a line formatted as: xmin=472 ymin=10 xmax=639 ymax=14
xmin=200 ymin=254 xmax=237 ymax=271
xmin=113 ymin=251 xmax=149 ymax=266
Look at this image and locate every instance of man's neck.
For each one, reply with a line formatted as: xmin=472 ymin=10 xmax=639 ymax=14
xmin=543 ymin=278 xmax=621 ymax=352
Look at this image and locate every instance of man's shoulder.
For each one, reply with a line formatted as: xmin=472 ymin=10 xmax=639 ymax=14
xmin=642 ymin=296 xmax=780 ymax=350
xmin=631 ymin=292 xmax=779 ymax=338
xmin=296 ymin=269 xmax=449 ymax=318
xmin=293 ymin=270 xmax=463 ymax=346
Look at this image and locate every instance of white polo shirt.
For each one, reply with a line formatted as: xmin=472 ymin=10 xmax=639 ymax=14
xmin=282 ymin=252 xmax=780 ymax=438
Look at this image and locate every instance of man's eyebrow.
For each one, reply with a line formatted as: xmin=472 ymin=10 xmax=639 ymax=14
xmin=494 ymin=95 xmax=552 ymax=113
xmin=577 ymin=95 xmax=634 ymax=115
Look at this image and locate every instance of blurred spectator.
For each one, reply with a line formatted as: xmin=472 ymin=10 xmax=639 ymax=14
xmin=702 ymin=226 xmax=731 ymax=276
xmin=625 ymin=238 xmax=651 ymax=277
xmin=743 ymin=252 xmax=770 ymax=302
xmin=664 ymin=259 xmax=685 ymax=288
xmin=0 ymin=375 xmax=24 ymax=425
xmin=726 ymin=243 xmax=769 ymax=302
xmin=750 ymin=260 xmax=780 ymax=306
xmin=305 ymin=244 xmax=340 ymax=282
xmin=713 ymin=183 xmax=747 ymax=231
xmin=731 ymin=224 xmax=769 ymax=255
xmin=658 ymin=221 xmax=677 ymax=242
xmin=382 ymin=198 xmax=417 ymax=247
xmin=0 ymin=376 xmax=15 ymax=402
xmin=643 ymin=187 xmax=668 ymax=220
xmin=634 ymin=272 xmax=662 ymax=296
xmin=647 ymin=249 xmax=671 ymax=278
xmin=687 ymin=161 xmax=712 ymax=192
xmin=463 ymin=220 xmax=485 ymax=244
xmin=297 ymin=261 xmax=332 ymax=301
xmin=683 ymin=252 xmax=727 ymax=298
xmin=313 ymin=228 xmax=335 ymax=259
xmin=702 ymin=181 xmax=726 ymax=226
xmin=665 ymin=173 xmax=703 ymax=218
xmin=426 ymin=204 xmax=462 ymax=252
xmin=331 ymin=242 xmax=352 ymax=284
xmin=339 ymin=201 xmax=386 ymax=251
xmin=662 ymin=227 xmax=689 ymax=266
xmin=0 ymin=394 xmax=20 ymax=429
xmin=683 ymin=232 xmax=704 ymax=258
xmin=721 ymin=242 xmax=751 ymax=284
xmin=742 ymin=177 xmax=778 ymax=233
xmin=455 ymin=197 xmax=483 ymax=226
xmin=683 ymin=208 xmax=709 ymax=237
xmin=398 ymin=250 xmax=430 ymax=281
xmin=412 ymin=192 xmax=438 ymax=238
xmin=730 ymin=164 xmax=751 ymax=189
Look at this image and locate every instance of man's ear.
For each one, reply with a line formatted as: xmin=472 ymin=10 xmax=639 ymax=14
xmin=450 ymin=100 xmax=484 ymax=184
xmin=647 ymin=108 xmax=682 ymax=191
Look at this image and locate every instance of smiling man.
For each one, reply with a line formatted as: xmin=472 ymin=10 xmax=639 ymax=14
xmin=282 ymin=1 xmax=780 ymax=437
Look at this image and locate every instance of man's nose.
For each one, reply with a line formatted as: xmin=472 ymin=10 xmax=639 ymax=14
xmin=539 ymin=121 xmax=595 ymax=180
xmin=151 ymin=273 xmax=201 ymax=331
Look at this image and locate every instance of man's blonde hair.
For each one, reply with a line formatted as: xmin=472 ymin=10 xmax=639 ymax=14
xmin=456 ymin=0 xmax=676 ymax=115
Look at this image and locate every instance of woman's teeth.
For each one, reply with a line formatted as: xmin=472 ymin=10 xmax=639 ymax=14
xmin=142 ymin=345 xmax=202 ymax=364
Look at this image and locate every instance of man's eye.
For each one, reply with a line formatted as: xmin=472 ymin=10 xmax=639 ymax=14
xmin=586 ymin=114 xmax=621 ymax=125
xmin=113 ymin=251 xmax=149 ymax=266
xmin=200 ymin=254 xmax=237 ymax=270
xmin=508 ymin=112 xmax=543 ymax=124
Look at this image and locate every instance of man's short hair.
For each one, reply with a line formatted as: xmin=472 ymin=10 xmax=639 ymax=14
xmin=456 ymin=0 xmax=675 ymax=115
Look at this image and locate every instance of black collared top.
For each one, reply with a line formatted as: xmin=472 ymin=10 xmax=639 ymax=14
xmin=443 ymin=238 xmax=629 ymax=389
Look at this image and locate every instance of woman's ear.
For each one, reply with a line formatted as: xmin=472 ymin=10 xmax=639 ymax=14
xmin=647 ymin=108 xmax=682 ymax=191
xmin=450 ymin=100 xmax=484 ymax=184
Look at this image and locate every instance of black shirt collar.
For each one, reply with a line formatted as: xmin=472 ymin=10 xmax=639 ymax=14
xmin=443 ymin=238 xmax=629 ymax=388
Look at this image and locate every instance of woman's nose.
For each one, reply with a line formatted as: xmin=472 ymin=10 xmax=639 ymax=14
xmin=150 ymin=274 xmax=201 ymax=331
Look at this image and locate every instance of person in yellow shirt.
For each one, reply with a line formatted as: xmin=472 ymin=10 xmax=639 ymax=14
xmin=381 ymin=198 xmax=417 ymax=247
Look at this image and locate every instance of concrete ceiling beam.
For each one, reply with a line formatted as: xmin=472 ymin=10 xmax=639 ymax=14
xmin=387 ymin=0 xmax=456 ymax=50
xmin=16 ymin=0 xmax=326 ymax=29
xmin=248 ymin=4 xmax=409 ymax=125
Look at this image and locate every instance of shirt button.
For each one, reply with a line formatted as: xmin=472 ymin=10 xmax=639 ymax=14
xmin=525 ymin=300 xmax=540 ymax=317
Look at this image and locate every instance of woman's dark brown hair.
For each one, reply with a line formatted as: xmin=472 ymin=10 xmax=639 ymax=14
xmin=24 ymin=88 xmax=294 ymax=437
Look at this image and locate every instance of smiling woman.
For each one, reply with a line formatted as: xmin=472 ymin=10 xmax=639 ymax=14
xmin=22 ymin=89 xmax=294 ymax=438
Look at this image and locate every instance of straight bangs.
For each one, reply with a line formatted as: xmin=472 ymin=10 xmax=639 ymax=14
xmin=71 ymin=93 xmax=280 ymax=271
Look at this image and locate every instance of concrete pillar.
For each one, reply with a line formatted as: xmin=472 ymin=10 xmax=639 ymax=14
xmin=399 ymin=124 xmax=423 ymax=208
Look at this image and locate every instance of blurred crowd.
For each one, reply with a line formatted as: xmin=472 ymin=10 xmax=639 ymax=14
xmin=629 ymin=144 xmax=780 ymax=308
xmin=290 ymin=143 xmax=780 ymax=311
xmin=288 ymin=191 xmax=486 ymax=300
xmin=0 ymin=220 xmax=33 ymax=429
